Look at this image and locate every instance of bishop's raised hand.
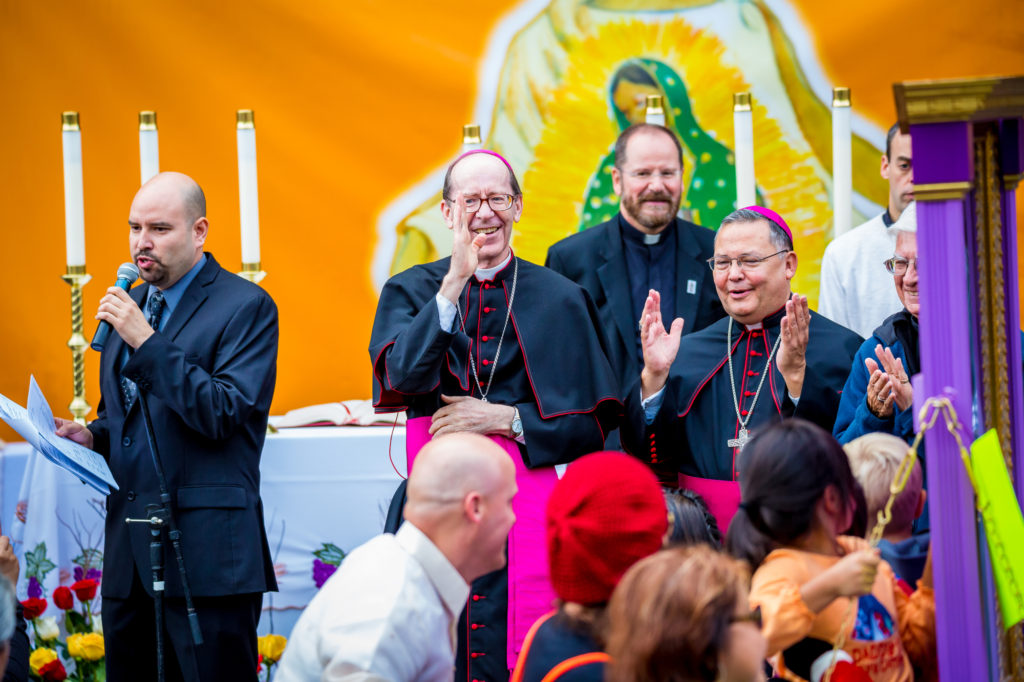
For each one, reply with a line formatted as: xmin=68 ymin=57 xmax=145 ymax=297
xmin=776 ymin=294 xmax=810 ymax=398
xmin=440 ymin=192 xmax=486 ymax=303
xmin=640 ymin=289 xmax=684 ymax=399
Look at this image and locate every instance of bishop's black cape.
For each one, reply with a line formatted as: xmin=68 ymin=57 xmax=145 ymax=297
xmin=370 ymin=255 xmax=622 ymax=682
xmin=370 ymin=254 xmax=622 ymax=467
xmin=622 ymin=304 xmax=863 ymax=482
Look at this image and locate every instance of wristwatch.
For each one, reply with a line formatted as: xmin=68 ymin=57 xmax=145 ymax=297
xmin=510 ymin=407 xmax=523 ymax=438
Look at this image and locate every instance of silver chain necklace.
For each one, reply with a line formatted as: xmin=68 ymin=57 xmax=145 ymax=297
xmin=726 ymin=317 xmax=783 ymax=450
xmin=455 ymin=256 xmax=518 ymax=402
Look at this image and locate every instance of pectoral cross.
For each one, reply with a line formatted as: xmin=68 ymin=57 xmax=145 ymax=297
xmin=728 ymin=428 xmax=750 ymax=450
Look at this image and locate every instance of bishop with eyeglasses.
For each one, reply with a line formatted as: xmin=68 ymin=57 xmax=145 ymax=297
xmin=620 ymin=206 xmax=862 ymax=532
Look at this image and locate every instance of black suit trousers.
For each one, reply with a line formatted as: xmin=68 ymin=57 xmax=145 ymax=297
xmin=103 ymin=567 xmax=262 ymax=682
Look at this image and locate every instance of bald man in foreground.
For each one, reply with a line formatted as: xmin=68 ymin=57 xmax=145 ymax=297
xmin=275 ymin=433 xmax=518 ymax=682
xmin=57 ymin=172 xmax=279 ymax=681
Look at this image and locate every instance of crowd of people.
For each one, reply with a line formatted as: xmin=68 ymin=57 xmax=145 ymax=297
xmin=0 ymin=119 xmax=935 ymax=682
xmin=277 ymin=121 xmax=936 ymax=681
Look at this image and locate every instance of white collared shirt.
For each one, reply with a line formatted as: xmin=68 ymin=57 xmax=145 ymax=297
xmin=274 ymin=523 xmax=469 ymax=682
xmin=818 ymin=212 xmax=903 ymax=338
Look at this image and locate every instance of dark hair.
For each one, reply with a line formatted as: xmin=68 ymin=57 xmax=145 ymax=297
xmin=611 ymin=61 xmax=658 ymax=91
xmin=726 ymin=420 xmax=860 ymax=568
xmin=614 ymin=124 xmax=684 ymax=171
xmin=663 ymin=488 xmax=721 ymax=548
xmin=441 ymin=152 xmax=522 ymax=201
xmin=885 ymin=122 xmax=900 ymax=160
xmin=605 ymin=545 xmax=750 ymax=682
xmin=719 ymin=207 xmax=793 ymax=252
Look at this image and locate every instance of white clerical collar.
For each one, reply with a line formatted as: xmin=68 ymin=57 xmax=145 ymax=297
xmin=475 ymin=252 xmax=513 ymax=282
xmin=643 ymin=232 xmax=661 ymax=245
xmin=744 ymin=322 xmax=764 ymax=331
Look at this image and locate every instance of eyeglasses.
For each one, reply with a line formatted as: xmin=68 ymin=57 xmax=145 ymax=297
xmin=707 ymin=250 xmax=789 ymax=273
xmin=884 ymin=256 xmax=919 ymax=276
xmin=880 ymin=256 xmax=921 ymax=274
xmin=446 ymin=194 xmax=516 ymax=213
xmin=730 ymin=605 xmax=762 ymax=630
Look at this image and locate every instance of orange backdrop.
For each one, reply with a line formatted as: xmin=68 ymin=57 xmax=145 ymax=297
xmin=1 ymin=0 xmax=1022 ymax=441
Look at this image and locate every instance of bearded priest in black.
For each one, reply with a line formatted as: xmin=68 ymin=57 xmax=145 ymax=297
xmin=622 ymin=206 xmax=861 ymax=532
xmin=370 ymin=149 xmax=621 ymax=681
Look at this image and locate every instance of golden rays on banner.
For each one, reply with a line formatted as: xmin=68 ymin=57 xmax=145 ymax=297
xmin=382 ymin=0 xmax=890 ymax=308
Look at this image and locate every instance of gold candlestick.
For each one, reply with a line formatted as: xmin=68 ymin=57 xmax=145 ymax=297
xmin=238 ymin=260 xmax=266 ymax=284
xmin=60 ymin=265 xmax=92 ymax=425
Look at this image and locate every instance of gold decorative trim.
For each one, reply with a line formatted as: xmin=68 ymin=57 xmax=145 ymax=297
xmin=236 ymin=109 xmax=255 ymax=129
xmin=238 ymin=261 xmax=266 ymax=284
xmin=645 ymin=94 xmax=664 ymax=115
xmin=733 ymin=92 xmax=751 ymax=112
xmin=974 ymin=125 xmax=1011 ymax=469
xmin=1004 ymin=172 xmax=1024 ymax=190
xmin=65 ymin=264 xmax=87 ymax=276
xmin=462 ymin=124 xmax=481 ymax=145
xmin=61 ymin=111 xmax=80 ymax=131
xmin=974 ymin=121 xmax=1024 ymax=682
xmin=832 ymin=87 xmax=850 ymax=108
xmin=912 ymin=181 xmax=973 ymax=201
xmin=894 ymin=76 xmax=1024 ymax=130
xmin=139 ymin=110 xmax=157 ymax=131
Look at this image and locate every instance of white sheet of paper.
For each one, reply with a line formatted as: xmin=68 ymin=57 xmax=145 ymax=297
xmin=0 ymin=377 xmax=118 ymax=495
xmin=0 ymin=392 xmax=43 ymax=451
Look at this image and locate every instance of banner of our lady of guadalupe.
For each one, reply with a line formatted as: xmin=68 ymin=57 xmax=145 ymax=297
xmin=374 ymin=0 xmax=894 ymax=309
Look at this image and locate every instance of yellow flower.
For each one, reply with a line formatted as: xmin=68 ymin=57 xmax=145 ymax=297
xmin=67 ymin=632 xmax=105 ymax=661
xmin=67 ymin=633 xmax=84 ymax=659
xmin=258 ymin=633 xmax=287 ymax=664
xmin=79 ymin=632 xmax=105 ymax=661
xmin=29 ymin=647 xmax=57 ymax=675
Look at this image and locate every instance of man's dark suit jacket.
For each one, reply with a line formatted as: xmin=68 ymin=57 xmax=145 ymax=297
xmin=88 ymin=253 xmax=278 ymax=600
xmin=545 ymin=214 xmax=724 ymax=398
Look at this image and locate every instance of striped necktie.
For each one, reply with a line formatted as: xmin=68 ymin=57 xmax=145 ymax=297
xmin=120 ymin=291 xmax=165 ymax=410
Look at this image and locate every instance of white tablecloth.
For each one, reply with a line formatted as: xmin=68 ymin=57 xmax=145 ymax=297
xmin=1 ymin=425 xmax=408 ymax=640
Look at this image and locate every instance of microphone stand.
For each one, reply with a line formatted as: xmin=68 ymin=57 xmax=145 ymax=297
xmin=124 ymin=390 xmax=204 ymax=682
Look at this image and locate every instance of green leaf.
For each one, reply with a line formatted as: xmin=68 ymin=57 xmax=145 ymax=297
xmin=24 ymin=542 xmax=56 ymax=582
xmin=66 ymin=610 xmax=87 ymax=635
xmin=71 ymin=548 xmax=103 ymax=571
xmin=312 ymin=543 xmax=346 ymax=565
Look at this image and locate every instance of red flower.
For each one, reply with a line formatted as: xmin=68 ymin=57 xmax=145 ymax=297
xmin=39 ymin=658 xmax=67 ymax=681
xmin=52 ymin=586 xmax=74 ymax=610
xmin=70 ymin=578 xmax=98 ymax=602
xmin=257 ymin=653 xmax=263 ymax=673
xmin=20 ymin=597 xmax=47 ymax=620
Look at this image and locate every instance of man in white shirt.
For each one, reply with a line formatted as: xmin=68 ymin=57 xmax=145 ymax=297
xmin=818 ymin=124 xmax=913 ymax=337
xmin=275 ymin=433 xmax=517 ymax=682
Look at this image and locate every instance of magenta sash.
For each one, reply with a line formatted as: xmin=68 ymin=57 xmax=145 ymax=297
xmin=406 ymin=417 xmax=558 ymax=670
xmin=679 ymin=474 xmax=742 ymax=534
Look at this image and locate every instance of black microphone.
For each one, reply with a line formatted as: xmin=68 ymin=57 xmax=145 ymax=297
xmin=90 ymin=262 xmax=140 ymax=352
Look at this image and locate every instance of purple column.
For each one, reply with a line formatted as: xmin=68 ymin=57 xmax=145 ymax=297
xmin=1000 ymin=118 xmax=1024 ymax=498
xmin=911 ymin=121 xmax=988 ymax=681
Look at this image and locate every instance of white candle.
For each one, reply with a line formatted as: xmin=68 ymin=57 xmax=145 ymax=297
xmin=139 ymin=111 xmax=159 ymax=185
xmin=61 ymin=112 xmax=86 ymax=267
xmin=462 ymin=124 xmax=482 ymax=152
xmin=733 ymin=93 xmax=755 ymax=208
xmin=832 ymin=87 xmax=852 ymax=238
xmin=645 ymin=95 xmax=665 ymax=126
xmin=236 ymin=110 xmax=260 ymax=264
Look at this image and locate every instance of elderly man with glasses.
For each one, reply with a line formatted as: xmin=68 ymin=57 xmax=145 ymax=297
xmin=620 ymin=206 xmax=862 ymax=531
xmin=833 ymin=202 xmax=922 ymax=448
xmin=370 ymin=149 xmax=620 ymax=681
